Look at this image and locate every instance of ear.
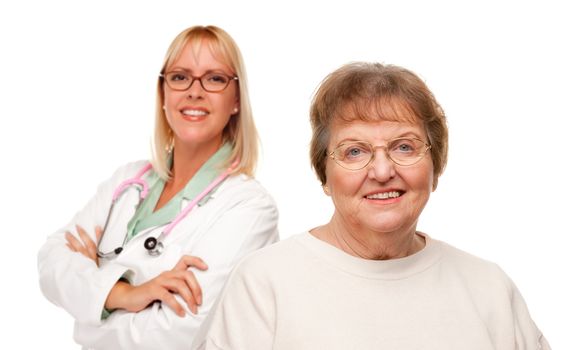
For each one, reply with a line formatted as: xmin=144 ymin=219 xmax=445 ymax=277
xmin=232 ymin=99 xmax=240 ymax=115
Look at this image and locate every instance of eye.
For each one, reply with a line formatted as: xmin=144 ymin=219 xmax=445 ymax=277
xmin=398 ymin=143 xmax=414 ymax=152
xmin=205 ymin=73 xmax=228 ymax=84
xmin=347 ymin=147 xmax=363 ymax=157
xmin=339 ymin=143 xmax=371 ymax=161
xmin=168 ymin=72 xmax=189 ymax=82
xmin=390 ymin=139 xmax=418 ymax=154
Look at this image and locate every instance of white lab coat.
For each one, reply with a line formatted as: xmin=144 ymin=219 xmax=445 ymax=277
xmin=38 ymin=161 xmax=279 ymax=350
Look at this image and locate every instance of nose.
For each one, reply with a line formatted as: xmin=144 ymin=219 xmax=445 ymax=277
xmin=187 ymin=78 xmax=204 ymax=99
xmin=367 ymin=149 xmax=396 ymax=183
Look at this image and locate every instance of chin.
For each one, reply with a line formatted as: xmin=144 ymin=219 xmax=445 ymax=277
xmin=361 ymin=214 xmax=411 ymax=234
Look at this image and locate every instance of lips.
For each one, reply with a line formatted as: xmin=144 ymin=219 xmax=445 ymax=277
xmin=182 ymin=109 xmax=208 ymax=116
xmin=181 ymin=108 xmax=209 ymax=121
xmin=365 ymin=190 xmax=404 ymax=200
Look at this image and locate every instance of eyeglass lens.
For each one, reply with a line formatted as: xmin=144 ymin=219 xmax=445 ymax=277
xmin=163 ymin=71 xmax=235 ymax=92
xmin=332 ymin=138 xmax=429 ymax=169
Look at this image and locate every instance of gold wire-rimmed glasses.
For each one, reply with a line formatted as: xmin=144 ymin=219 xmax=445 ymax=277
xmin=160 ymin=70 xmax=238 ymax=92
xmin=329 ymin=138 xmax=431 ymax=170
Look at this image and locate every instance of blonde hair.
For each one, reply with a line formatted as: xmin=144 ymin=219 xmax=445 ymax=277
xmin=310 ymin=62 xmax=448 ymax=189
xmin=152 ymin=25 xmax=258 ymax=179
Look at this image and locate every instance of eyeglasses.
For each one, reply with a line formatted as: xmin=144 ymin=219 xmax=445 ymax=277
xmin=160 ymin=71 xmax=238 ymax=92
xmin=329 ymin=138 xmax=431 ymax=170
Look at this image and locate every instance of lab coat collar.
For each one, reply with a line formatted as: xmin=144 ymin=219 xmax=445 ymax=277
xmin=128 ymin=143 xmax=232 ymax=237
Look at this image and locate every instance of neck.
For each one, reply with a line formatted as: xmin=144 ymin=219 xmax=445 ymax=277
xmin=170 ymin=138 xmax=222 ymax=188
xmin=317 ymin=214 xmax=424 ymax=260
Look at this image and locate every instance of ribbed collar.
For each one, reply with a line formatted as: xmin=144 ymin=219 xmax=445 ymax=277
xmin=296 ymin=231 xmax=443 ymax=280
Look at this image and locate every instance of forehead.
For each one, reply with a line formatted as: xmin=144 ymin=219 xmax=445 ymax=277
xmin=167 ymin=39 xmax=232 ymax=73
xmin=329 ymin=119 xmax=427 ymax=145
xmin=335 ymin=96 xmax=420 ymax=125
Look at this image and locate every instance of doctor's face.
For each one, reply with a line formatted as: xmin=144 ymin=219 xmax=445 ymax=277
xmin=163 ymin=41 xmax=238 ymax=151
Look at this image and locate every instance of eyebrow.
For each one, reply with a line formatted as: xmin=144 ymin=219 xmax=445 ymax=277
xmin=166 ymin=68 xmax=231 ymax=75
xmin=335 ymin=131 xmax=426 ymax=145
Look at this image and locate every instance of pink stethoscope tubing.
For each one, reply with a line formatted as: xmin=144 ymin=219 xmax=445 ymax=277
xmin=97 ymin=160 xmax=238 ymax=258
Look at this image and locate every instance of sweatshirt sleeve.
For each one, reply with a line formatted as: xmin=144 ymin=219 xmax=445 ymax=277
xmin=508 ymin=277 xmax=552 ymax=350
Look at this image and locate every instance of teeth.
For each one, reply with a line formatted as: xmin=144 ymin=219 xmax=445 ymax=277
xmin=182 ymin=109 xmax=208 ymax=116
xmin=366 ymin=191 xmax=401 ymax=200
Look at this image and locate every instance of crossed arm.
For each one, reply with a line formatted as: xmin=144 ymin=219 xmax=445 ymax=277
xmin=65 ymin=225 xmax=207 ymax=317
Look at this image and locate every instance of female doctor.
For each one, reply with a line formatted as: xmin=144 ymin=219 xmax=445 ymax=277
xmin=38 ymin=25 xmax=279 ymax=350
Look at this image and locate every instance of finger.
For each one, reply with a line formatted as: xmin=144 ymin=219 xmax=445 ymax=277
xmin=156 ymin=288 xmax=187 ymax=317
xmin=65 ymin=242 xmax=76 ymax=252
xmin=76 ymin=225 xmax=97 ymax=259
xmin=173 ymin=255 xmax=208 ymax=271
xmin=65 ymin=231 xmax=83 ymax=252
xmin=161 ymin=274 xmax=199 ymax=314
xmin=182 ymin=270 xmax=203 ymax=306
xmin=95 ymin=226 xmax=104 ymax=244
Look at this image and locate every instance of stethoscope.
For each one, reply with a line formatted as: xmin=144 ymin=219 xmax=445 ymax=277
xmin=97 ymin=160 xmax=238 ymax=259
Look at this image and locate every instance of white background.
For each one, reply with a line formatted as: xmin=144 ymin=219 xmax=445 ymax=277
xmin=1 ymin=0 xmax=573 ymax=348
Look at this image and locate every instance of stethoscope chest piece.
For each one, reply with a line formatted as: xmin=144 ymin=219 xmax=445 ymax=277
xmin=144 ymin=237 xmax=164 ymax=256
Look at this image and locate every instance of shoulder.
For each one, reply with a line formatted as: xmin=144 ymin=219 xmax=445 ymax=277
xmin=433 ymin=237 xmax=514 ymax=291
xmin=438 ymin=239 xmax=504 ymax=272
xmin=105 ymin=160 xmax=151 ymax=183
xmin=89 ymin=160 xmax=151 ymax=197
xmin=228 ymin=234 xmax=305 ymax=279
xmin=215 ymin=174 xmax=277 ymax=208
xmin=220 ymin=174 xmax=272 ymax=195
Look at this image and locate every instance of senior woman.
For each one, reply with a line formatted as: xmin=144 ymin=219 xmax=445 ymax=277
xmin=38 ymin=26 xmax=278 ymax=349
xmin=192 ymin=62 xmax=550 ymax=349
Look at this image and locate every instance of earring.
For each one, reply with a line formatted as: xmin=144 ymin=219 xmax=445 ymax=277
xmin=322 ymin=184 xmax=330 ymax=195
xmin=162 ymin=105 xmax=166 ymax=110
xmin=233 ymin=107 xmax=239 ymax=114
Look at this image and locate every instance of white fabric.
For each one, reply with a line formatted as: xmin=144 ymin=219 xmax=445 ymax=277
xmin=193 ymin=232 xmax=550 ymax=350
xmin=38 ymin=161 xmax=279 ymax=350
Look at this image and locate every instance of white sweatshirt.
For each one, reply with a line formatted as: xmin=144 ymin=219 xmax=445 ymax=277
xmin=193 ymin=232 xmax=550 ymax=350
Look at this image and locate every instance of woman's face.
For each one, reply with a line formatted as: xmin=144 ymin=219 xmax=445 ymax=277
xmin=325 ymin=119 xmax=434 ymax=235
xmin=163 ymin=41 xmax=238 ymax=151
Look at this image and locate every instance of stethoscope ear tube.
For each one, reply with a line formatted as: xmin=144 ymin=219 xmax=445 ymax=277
xmin=98 ymin=159 xmax=238 ymax=259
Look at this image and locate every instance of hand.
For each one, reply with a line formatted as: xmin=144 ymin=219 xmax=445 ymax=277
xmin=65 ymin=225 xmax=103 ymax=266
xmin=105 ymin=255 xmax=208 ymax=317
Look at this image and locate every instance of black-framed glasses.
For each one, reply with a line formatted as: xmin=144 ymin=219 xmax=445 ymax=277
xmin=329 ymin=138 xmax=431 ymax=170
xmin=160 ymin=70 xmax=238 ymax=92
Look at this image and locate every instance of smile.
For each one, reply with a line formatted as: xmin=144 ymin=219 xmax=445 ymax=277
xmin=182 ymin=109 xmax=208 ymax=116
xmin=365 ymin=191 xmax=403 ymax=200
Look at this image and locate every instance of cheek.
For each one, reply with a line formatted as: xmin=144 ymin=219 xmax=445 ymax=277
xmin=215 ymin=86 xmax=238 ymax=109
xmin=403 ymin=162 xmax=434 ymax=195
xmin=326 ymin=165 xmax=364 ymax=197
xmin=164 ymin=90 xmax=182 ymax=111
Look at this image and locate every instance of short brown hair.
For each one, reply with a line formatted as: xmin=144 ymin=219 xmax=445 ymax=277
xmin=310 ymin=62 xmax=448 ymax=189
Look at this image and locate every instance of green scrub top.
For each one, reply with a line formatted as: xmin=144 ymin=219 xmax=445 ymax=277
xmin=125 ymin=143 xmax=232 ymax=241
